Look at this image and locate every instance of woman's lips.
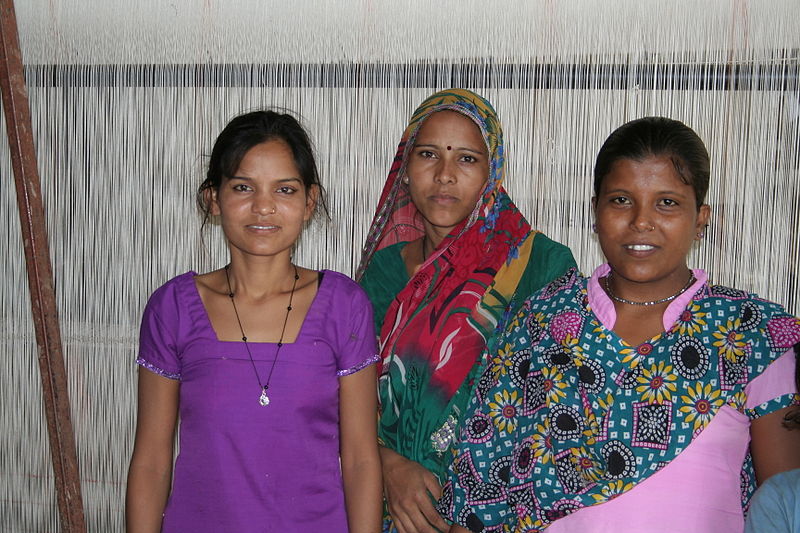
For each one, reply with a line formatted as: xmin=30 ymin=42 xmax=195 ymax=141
xmin=625 ymin=244 xmax=656 ymax=251
xmin=246 ymin=224 xmax=279 ymax=231
xmin=623 ymin=243 xmax=658 ymax=256
xmin=430 ymin=194 xmax=458 ymax=205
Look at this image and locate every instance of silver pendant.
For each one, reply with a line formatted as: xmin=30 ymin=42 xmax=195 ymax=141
xmin=259 ymin=388 xmax=270 ymax=406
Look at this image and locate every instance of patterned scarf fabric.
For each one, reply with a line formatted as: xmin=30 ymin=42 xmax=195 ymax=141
xmin=356 ymin=89 xmax=536 ymax=476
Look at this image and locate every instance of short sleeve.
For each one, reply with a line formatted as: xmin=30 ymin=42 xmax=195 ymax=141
xmin=332 ymin=274 xmax=380 ymax=376
xmin=136 ymin=279 xmax=184 ymax=380
xmin=745 ymin=348 xmax=798 ymax=419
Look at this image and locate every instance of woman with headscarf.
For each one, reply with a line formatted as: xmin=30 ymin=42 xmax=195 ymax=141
xmin=357 ymin=89 xmax=576 ymax=532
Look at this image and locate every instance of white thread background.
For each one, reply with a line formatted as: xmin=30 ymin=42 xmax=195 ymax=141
xmin=2 ymin=0 xmax=799 ymax=529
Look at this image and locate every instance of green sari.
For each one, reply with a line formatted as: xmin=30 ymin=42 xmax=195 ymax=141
xmin=356 ymin=89 xmax=576 ymax=528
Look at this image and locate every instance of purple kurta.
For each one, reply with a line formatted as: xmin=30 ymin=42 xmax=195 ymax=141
xmin=137 ymin=270 xmax=379 ymax=532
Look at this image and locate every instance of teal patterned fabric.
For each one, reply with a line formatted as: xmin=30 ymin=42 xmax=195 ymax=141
xmin=441 ymin=268 xmax=800 ymax=532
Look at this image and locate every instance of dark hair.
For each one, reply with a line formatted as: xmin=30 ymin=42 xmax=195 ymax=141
xmin=593 ymin=117 xmax=710 ymax=208
xmin=197 ymin=110 xmax=329 ymax=228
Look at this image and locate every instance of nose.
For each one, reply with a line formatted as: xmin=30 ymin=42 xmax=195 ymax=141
xmin=252 ymin=192 xmax=276 ymax=215
xmin=434 ymin=157 xmax=456 ymax=185
xmin=631 ymin=206 xmax=655 ymax=232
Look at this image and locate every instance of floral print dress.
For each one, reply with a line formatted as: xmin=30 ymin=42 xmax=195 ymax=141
xmin=441 ymin=265 xmax=800 ymax=532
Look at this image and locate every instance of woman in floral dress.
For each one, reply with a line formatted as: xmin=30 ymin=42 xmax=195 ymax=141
xmin=443 ymin=117 xmax=800 ymax=533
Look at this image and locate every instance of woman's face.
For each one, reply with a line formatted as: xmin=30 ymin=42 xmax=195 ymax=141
xmin=594 ymin=156 xmax=710 ymax=289
xmin=405 ymin=110 xmax=490 ymax=240
xmin=210 ymin=139 xmax=317 ymax=260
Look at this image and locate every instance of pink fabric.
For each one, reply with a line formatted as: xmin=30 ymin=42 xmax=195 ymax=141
xmin=746 ymin=349 xmax=796 ymax=408
xmin=586 ymin=263 xmax=708 ymax=333
xmin=546 ymin=265 xmax=796 ymax=533
xmin=547 ymin=405 xmax=749 ymax=533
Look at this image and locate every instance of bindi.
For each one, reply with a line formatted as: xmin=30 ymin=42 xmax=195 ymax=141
xmin=446 ymin=145 xmax=452 ymax=151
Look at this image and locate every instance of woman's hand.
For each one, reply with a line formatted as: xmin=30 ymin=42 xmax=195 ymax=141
xmin=380 ymin=446 xmax=449 ymax=533
xmin=126 ymin=369 xmax=179 ymax=533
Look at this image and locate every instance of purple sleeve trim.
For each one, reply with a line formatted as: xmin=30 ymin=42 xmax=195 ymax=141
xmin=337 ymin=354 xmax=380 ymax=377
xmin=136 ymin=357 xmax=181 ymax=380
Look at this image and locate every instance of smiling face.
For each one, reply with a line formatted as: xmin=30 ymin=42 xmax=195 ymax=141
xmin=405 ymin=110 xmax=490 ymax=243
xmin=210 ymin=139 xmax=317 ymax=260
xmin=594 ymin=156 xmax=710 ymax=296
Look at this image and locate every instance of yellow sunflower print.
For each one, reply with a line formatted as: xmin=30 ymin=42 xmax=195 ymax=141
xmin=591 ymin=480 xmax=636 ymax=503
xmin=712 ymin=318 xmax=747 ymax=362
xmin=636 ymin=361 xmax=678 ymax=403
xmin=674 ymin=303 xmax=707 ymax=336
xmin=488 ymin=389 xmax=522 ymax=433
xmin=541 ymin=366 xmax=568 ymax=404
xmin=679 ymin=382 xmax=724 ymax=431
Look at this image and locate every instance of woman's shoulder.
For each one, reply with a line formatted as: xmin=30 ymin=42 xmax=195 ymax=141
xmin=527 ymin=266 xmax=587 ymax=305
xmin=703 ymin=283 xmax=800 ymax=351
xmin=145 ymin=271 xmax=199 ymax=312
xmin=321 ymin=269 xmax=371 ymax=301
xmin=698 ymin=282 xmax=797 ymax=324
xmin=516 ymin=231 xmax=578 ymax=295
xmin=530 ymin=231 xmax=576 ymax=262
xmin=530 ymin=231 xmax=569 ymax=251
xmin=702 ymin=282 xmax=785 ymax=308
xmin=363 ymin=241 xmax=408 ymax=272
xmin=359 ymin=242 xmax=411 ymax=300
xmin=502 ymin=267 xmax=588 ymax=333
xmin=745 ymin=468 xmax=800 ymax=533
xmin=373 ymin=240 xmax=408 ymax=257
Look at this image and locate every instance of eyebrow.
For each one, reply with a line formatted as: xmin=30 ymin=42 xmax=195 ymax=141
xmin=228 ymin=176 xmax=303 ymax=184
xmin=603 ymin=187 xmax=690 ymax=197
xmin=414 ymin=143 xmax=486 ymax=156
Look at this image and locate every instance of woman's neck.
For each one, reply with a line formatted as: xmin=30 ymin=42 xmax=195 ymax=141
xmin=225 ymin=251 xmax=296 ymax=300
xmin=605 ymin=268 xmax=694 ymax=305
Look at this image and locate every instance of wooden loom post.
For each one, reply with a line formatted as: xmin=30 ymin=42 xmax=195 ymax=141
xmin=0 ymin=0 xmax=86 ymax=531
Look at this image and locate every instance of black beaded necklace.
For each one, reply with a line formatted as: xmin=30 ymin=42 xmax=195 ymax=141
xmin=224 ymin=264 xmax=300 ymax=406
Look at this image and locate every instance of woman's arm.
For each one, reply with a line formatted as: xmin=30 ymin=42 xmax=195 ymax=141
xmin=126 ymin=369 xmax=180 ymax=533
xmin=750 ymin=343 xmax=800 ymax=485
xmin=340 ymin=364 xmax=383 ymax=533
xmin=750 ymin=405 xmax=800 ymax=484
xmin=380 ymin=446 xmax=449 ymax=533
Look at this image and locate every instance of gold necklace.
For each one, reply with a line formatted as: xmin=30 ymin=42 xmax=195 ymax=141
xmin=225 ymin=264 xmax=299 ymax=406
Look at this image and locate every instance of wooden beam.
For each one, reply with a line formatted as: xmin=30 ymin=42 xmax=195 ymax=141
xmin=0 ymin=0 xmax=86 ymax=530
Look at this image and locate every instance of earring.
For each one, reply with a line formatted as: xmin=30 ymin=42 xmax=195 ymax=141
xmin=697 ymin=231 xmax=705 ymax=239
xmin=592 ymin=223 xmax=597 ymax=233
xmin=402 ymin=176 xmax=410 ymax=185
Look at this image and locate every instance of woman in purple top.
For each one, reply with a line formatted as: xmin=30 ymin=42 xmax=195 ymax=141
xmin=126 ymin=111 xmax=382 ymax=532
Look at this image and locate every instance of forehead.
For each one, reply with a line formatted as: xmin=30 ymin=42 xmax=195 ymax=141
xmin=236 ymin=139 xmax=297 ymax=173
xmin=601 ymin=156 xmax=692 ymax=192
xmin=416 ymin=110 xmax=485 ymax=145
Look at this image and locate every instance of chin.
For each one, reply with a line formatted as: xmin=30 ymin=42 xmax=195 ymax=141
xmin=431 ymin=210 xmax=472 ymax=227
xmin=611 ymin=265 xmax=683 ymax=285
